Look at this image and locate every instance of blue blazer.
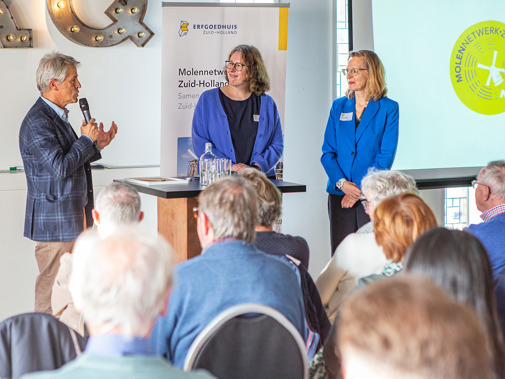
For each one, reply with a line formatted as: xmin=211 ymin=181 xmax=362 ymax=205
xmin=321 ymin=96 xmax=399 ymax=195
xmin=19 ymin=98 xmax=101 ymax=242
xmin=192 ymin=88 xmax=283 ymax=177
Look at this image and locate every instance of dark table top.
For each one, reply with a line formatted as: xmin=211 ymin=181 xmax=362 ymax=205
xmin=401 ymin=167 xmax=480 ymax=190
xmin=116 ymin=177 xmax=306 ymax=199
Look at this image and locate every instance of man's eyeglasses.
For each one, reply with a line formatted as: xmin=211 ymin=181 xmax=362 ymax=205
xmin=225 ymin=61 xmax=246 ymax=72
xmin=471 ymin=180 xmax=488 ymax=190
xmin=342 ymin=68 xmax=367 ymax=76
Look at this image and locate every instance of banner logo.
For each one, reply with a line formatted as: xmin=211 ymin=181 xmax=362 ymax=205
xmin=179 ymin=21 xmax=189 ymax=37
xmin=451 ymin=21 xmax=505 ymax=115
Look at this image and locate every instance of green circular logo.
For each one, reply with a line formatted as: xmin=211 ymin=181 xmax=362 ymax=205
xmin=450 ymin=21 xmax=505 ymax=115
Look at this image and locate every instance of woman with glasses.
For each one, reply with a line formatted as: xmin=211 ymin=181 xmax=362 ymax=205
xmin=192 ymin=45 xmax=283 ymax=177
xmin=321 ymin=50 xmax=399 ymax=255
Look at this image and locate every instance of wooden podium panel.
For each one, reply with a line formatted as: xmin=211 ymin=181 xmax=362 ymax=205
xmin=158 ymin=197 xmax=201 ymax=263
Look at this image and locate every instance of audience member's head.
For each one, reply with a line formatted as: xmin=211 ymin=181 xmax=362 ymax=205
xmin=361 ymin=169 xmax=418 ymax=220
xmin=70 ymin=227 xmax=174 ymax=337
xmin=405 ymin=227 xmax=505 ymax=378
xmin=475 ymin=160 xmax=505 ymax=212
xmin=373 ymin=193 xmax=436 ymax=263
xmin=240 ymin=168 xmax=281 ymax=229
xmin=92 ymin=182 xmax=144 ymax=236
xmin=196 ymin=176 xmax=258 ymax=247
xmin=336 ymin=275 xmax=492 ymax=379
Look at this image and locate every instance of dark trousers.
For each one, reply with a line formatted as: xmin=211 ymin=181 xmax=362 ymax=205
xmin=328 ymin=194 xmax=370 ymax=256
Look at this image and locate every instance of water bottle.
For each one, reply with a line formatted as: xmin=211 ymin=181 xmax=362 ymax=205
xmin=199 ymin=143 xmax=217 ymax=186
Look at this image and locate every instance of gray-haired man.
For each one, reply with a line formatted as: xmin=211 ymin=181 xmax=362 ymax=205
xmin=24 ymin=227 xmax=215 ymax=379
xmin=152 ymin=176 xmax=306 ymax=368
xmin=19 ymin=51 xmax=118 ymax=314
xmin=467 ymin=160 xmax=505 ymax=275
xmin=52 ymin=182 xmax=142 ymax=334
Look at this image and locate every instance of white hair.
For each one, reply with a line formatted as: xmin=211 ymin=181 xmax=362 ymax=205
xmin=480 ymin=160 xmax=505 ymax=201
xmin=95 ymin=182 xmax=141 ymax=226
xmin=361 ymin=169 xmax=418 ymax=209
xmin=70 ymin=227 xmax=174 ymax=337
xmin=36 ymin=51 xmax=80 ymax=94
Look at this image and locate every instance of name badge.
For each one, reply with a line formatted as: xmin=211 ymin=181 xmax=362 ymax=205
xmin=253 ymin=114 xmax=260 ymax=122
xmin=340 ymin=112 xmax=353 ymax=121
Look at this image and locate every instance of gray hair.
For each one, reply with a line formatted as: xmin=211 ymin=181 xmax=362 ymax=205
xmin=198 ymin=176 xmax=258 ymax=244
xmin=70 ymin=227 xmax=174 ymax=337
xmin=240 ymin=168 xmax=281 ymax=228
xmin=95 ymin=182 xmax=141 ymax=226
xmin=480 ymin=160 xmax=505 ymax=201
xmin=36 ymin=51 xmax=80 ymax=94
xmin=361 ymin=169 xmax=418 ymax=209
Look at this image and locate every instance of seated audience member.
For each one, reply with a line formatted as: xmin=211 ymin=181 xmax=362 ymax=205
xmin=404 ymin=227 xmax=505 ymax=379
xmin=310 ymin=193 xmax=437 ymax=378
xmin=361 ymin=192 xmax=436 ymax=283
xmin=24 ymin=227 xmax=214 ymax=378
xmin=316 ymin=169 xmax=417 ymax=320
xmin=335 ymin=276 xmax=492 ymax=379
xmin=52 ymin=182 xmax=144 ymax=335
xmin=467 ymin=160 xmax=505 ymax=275
xmin=152 ymin=176 xmax=306 ymax=368
xmin=240 ymin=168 xmax=310 ymax=269
xmin=240 ymin=168 xmax=331 ymax=349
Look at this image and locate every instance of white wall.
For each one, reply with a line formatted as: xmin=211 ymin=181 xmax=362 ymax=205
xmin=0 ymin=0 xmax=337 ymax=319
xmin=283 ymin=0 xmax=335 ymax=277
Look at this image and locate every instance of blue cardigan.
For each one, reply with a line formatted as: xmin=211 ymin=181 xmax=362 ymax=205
xmin=151 ymin=240 xmax=306 ymax=368
xmin=321 ymin=96 xmax=399 ymax=195
xmin=192 ymin=88 xmax=283 ymax=177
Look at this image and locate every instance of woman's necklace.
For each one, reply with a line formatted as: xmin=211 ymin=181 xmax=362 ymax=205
xmin=356 ymin=105 xmax=367 ymax=122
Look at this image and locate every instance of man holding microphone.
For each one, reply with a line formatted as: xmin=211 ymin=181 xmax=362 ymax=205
xmin=19 ymin=51 xmax=118 ymax=314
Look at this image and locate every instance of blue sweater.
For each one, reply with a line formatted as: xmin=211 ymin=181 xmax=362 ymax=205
xmin=467 ymin=213 xmax=505 ymax=275
xmin=151 ymin=241 xmax=306 ymax=368
xmin=192 ymin=88 xmax=283 ymax=177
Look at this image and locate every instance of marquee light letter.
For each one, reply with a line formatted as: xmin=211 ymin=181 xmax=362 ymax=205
xmin=0 ymin=0 xmax=33 ymax=48
xmin=46 ymin=0 xmax=154 ymax=47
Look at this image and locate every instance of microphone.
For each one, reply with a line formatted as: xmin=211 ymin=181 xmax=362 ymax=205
xmin=79 ymin=98 xmax=92 ymax=124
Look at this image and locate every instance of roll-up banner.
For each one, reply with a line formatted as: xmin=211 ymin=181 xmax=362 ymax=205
xmin=160 ymin=2 xmax=290 ymax=176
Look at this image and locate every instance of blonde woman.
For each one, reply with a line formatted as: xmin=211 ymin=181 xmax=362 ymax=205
xmin=321 ymin=50 xmax=399 ymax=254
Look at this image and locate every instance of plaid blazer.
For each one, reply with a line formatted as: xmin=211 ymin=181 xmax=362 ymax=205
xmin=19 ymin=98 xmax=101 ymax=242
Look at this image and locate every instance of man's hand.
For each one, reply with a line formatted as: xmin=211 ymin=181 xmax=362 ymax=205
xmin=231 ymin=163 xmax=250 ymax=173
xmin=97 ymin=121 xmax=118 ymax=149
xmin=341 ymin=194 xmax=359 ymax=208
xmin=81 ymin=118 xmax=99 ymax=142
